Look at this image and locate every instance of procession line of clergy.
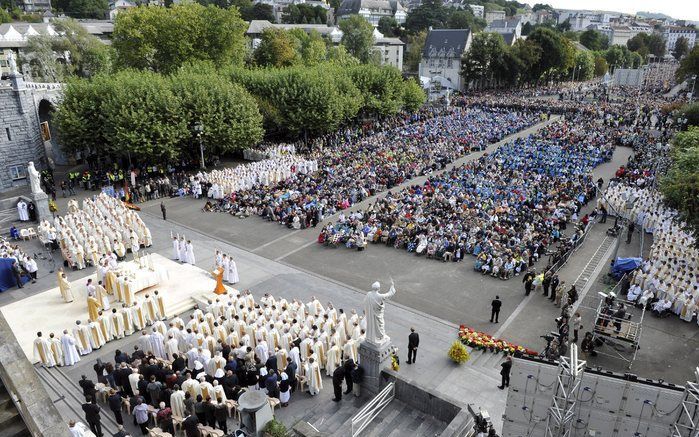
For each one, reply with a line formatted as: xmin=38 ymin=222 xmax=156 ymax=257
xmin=171 ymin=234 xmax=196 ymax=265
xmin=34 ymin=288 xmax=168 ymax=367
xmin=35 ymin=290 xmax=365 ymax=398
xmin=39 ymin=193 xmax=152 ymax=270
xmin=199 ymin=154 xmax=318 ymax=197
xmin=605 ymin=184 xmax=699 ymax=323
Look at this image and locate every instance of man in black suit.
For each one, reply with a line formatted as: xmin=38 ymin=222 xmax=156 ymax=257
xmin=332 ymin=365 xmax=345 ymax=402
xmin=498 ymin=356 xmax=512 ymax=389
xmin=407 ymin=328 xmax=419 ymax=364
xmin=107 ymin=390 xmax=123 ymax=425
xmin=183 ymin=414 xmax=200 ymax=437
xmin=265 ymin=354 xmax=278 ymax=373
xmin=490 ymin=296 xmax=502 ymax=323
xmin=79 ymin=375 xmax=96 ymax=400
xmin=285 ymin=358 xmax=297 ymax=392
xmin=82 ymin=396 xmax=103 ymax=437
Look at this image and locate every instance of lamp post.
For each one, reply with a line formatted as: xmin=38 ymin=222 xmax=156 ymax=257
xmin=194 ymin=122 xmax=205 ymax=170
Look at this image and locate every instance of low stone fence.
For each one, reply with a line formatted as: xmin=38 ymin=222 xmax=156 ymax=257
xmin=380 ymin=369 xmax=475 ymax=437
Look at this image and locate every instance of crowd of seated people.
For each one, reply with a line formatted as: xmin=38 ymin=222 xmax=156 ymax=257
xmin=319 ymin=116 xmax=614 ymax=279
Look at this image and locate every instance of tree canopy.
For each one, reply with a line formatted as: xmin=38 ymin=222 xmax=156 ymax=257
xmin=53 ymin=0 xmax=108 ymax=19
xmin=24 ymin=18 xmax=111 ymax=81
xmin=579 ymin=29 xmax=608 ymax=51
xmin=660 ymin=124 xmax=699 ymax=244
xmin=55 ymin=68 xmax=264 ymax=161
xmin=112 ymin=3 xmax=247 ymax=74
xmin=339 ymin=15 xmax=375 ymax=63
xmin=676 ymin=45 xmax=699 ymax=82
xmin=673 ymin=36 xmax=690 ymax=60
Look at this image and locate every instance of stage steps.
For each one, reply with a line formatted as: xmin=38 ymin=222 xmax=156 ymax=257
xmin=0 ymin=379 xmax=30 ymax=437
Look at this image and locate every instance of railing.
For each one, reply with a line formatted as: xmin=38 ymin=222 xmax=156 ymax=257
xmin=24 ymin=82 xmax=63 ymax=90
xmin=351 ymin=382 xmax=395 ymax=436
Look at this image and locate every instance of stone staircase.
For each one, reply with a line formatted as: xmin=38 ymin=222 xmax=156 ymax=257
xmin=356 ymin=399 xmax=448 ymax=437
xmin=0 ymin=378 xmax=30 ymax=437
xmin=572 ymin=235 xmax=615 ymax=292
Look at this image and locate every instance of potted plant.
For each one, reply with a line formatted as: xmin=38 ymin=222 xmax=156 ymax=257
xmin=448 ymin=340 xmax=470 ymax=365
xmin=263 ymin=419 xmax=288 ymax=437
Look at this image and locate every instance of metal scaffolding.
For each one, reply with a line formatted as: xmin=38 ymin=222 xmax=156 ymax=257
xmin=545 ymin=344 xmax=586 ymax=437
xmin=672 ymin=368 xmax=699 ymax=437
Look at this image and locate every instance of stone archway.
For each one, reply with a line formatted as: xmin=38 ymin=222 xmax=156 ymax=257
xmin=37 ymin=98 xmax=67 ymax=166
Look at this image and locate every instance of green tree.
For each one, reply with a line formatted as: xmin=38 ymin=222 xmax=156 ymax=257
xmin=660 ymin=130 xmax=699 ymax=244
xmin=282 ymin=4 xmax=326 ymax=24
xmin=680 ymin=102 xmax=699 ymax=128
xmin=605 ymin=45 xmax=633 ymax=69
xmin=593 ymin=55 xmax=608 ymax=76
xmin=646 ymin=33 xmax=666 ymax=57
xmin=289 ymin=29 xmax=328 ymax=66
xmin=579 ymin=29 xmax=608 ymax=51
xmin=339 ymin=15 xmax=375 ymax=63
xmin=170 ymin=68 xmax=263 ymax=156
xmin=404 ymin=0 xmax=448 ymax=34
xmin=532 ymin=3 xmax=553 ymax=11
xmin=677 ymin=46 xmax=699 ymax=82
xmin=377 ymin=16 xmax=399 ymax=37
xmin=460 ymin=32 xmax=512 ymax=88
xmin=526 ymin=27 xmax=567 ymax=81
xmin=112 ymin=4 xmax=247 ymax=74
xmin=54 ymin=77 xmax=111 ymax=156
xmin=572 ymin=50 xmax=594 ymax=80
xmin=101 ymin=71 xmax=188 ymax=160
xmin=54 ymin=0 xmax=108 ymax=19
xmin=347 ymin=64 xmax=405 ymax=116
xmin=447 ymin=9 xmax=473 ymax=29
xmin=0 ymin=8 xmax=12 ymax=23
xmin=327 ymin=45 xmax=360 ymax=66
xmin=403 ymin=30 xmax=426 ymax=73
xmin=253 ymin=28 xmax=299 ymax=67
xmin=401 ymin=78 xmax=426 ymax=111
xmin=673 ymin=36 xmax=689 ymax=60
xmin=511 ymin=38 xmax=541 ymax=83
xmin=24 ymin=18 xmax=111 ymax=81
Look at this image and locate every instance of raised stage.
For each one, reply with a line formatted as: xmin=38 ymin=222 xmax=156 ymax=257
xmin=0 ymin=253 xmax=233 ymax=362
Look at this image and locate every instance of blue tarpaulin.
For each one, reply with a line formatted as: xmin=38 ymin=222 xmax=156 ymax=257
xmin=0 ymin=258 xmax=30 ymax=292
xmin=611 ymin=257 xmax=642 ymax=279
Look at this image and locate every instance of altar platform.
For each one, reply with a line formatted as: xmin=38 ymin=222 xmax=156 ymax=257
xmin=0 ymin=253 xmax=234 ymax=362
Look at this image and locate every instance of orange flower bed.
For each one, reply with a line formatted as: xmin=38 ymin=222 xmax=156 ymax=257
xmin=458 ymin=325 xmax=538 ymax=357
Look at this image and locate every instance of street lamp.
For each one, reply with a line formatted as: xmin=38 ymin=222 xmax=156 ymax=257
xmin=194 ymin=122 xmax=205 ymax=170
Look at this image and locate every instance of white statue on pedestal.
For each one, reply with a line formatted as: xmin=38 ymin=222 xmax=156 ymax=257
xmin=7 ymin=50 xmax=18 ymax=76
xmin=27 ymin=161 xmax=44 ymax=195
xmin=364 ymin=278 xmax=397 ymax=345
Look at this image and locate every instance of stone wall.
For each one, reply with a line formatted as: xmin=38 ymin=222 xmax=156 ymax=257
xmin=0 ymin=313 xmax=71 ymax=437
xmin=0 ymin=82 xmax=48 ymax=192
xmin=380 ymin=369 xmax=475 ymax=437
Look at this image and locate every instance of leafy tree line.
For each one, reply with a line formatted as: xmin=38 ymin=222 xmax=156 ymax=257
xmin=54 ymin=68 xmax=265 ymax=162
xmin=55 ymin=63 xmax=425 ymax=158
xmin=660 ymin=112 xmax=699 ymax=245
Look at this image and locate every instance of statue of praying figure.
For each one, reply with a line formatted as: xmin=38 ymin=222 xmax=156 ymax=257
xmin=364 ymin=278 xmax=396 ymax=345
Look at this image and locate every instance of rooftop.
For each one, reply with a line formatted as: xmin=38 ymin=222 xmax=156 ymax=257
xmin=422 ymin=28 xmax=471 ymax=58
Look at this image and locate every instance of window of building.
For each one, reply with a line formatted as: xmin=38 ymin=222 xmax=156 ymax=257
xmin=5 ymin=127 xmax=11 ymax=141
xmin=447 ymin=58 xmax=453 ymax=68
xmin=8 ymin=165 xmax=26 ymax=180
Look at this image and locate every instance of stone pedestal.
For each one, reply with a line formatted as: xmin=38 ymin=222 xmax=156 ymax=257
xmin=359 ymin=340 xmax=393 ymax=394
xmin=29 ymin=192 xmax=51 ymax=222
xmin=238 ymin=389 xmax=274 ymax=436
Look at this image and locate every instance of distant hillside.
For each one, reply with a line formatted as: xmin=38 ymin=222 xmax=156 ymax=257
xmin=636 ymin=11 xmax=674 ymax=20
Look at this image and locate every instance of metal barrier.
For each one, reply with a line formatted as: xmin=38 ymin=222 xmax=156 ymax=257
xmin=351 ymin=382 xmax=395 ymax=436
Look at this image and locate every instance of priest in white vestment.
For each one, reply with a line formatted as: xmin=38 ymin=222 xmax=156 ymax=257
xmin=61 ymin=330 xmax=81 ymax=366
xmin=34 ymin=332 xmax=56 ymax=367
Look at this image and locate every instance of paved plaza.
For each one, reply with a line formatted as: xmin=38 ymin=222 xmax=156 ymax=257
xmin=3 ymin=116 xmax=699 ymax=436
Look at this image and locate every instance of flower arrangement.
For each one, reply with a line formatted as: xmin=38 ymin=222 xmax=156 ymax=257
xmin=448 ymin=340 xmax=471 ymax=364
xmin=458 ymin=325 xmax=538 ymax=357
xmin=390 ymin=348 xmax=400 ymax=371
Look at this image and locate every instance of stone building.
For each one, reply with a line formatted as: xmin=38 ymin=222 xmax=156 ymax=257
xmin=0 ymin=70 xmax=62 ymax=191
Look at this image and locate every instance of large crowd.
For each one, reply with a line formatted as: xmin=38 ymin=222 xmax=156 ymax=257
xmin=319 ymin=117 xmax=614 ymax=278
xmin=38 ymin=291 xmax=366 ymax=436
xmin=195 ymin=107 xmax=542 ymax=229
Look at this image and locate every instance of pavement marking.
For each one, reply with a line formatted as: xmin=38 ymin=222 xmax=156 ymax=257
xmin=274 ymin=239 xmax=318 ymax=262
xmin=493 ymin=289 xmax=535 ymax=338
xmin=252 ymin=229 xmax=301 ymax=252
